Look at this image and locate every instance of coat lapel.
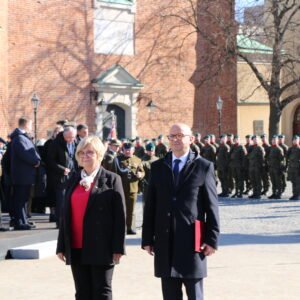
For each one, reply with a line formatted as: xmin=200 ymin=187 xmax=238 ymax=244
xmin=162 ymin=153 xmax=175 ymax=194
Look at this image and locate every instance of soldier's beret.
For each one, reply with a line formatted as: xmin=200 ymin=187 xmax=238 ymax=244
xmin=123 ymin=142 xmax=134 ymax=149
xmin=220 ymin=134 xmax=226 ymax=138
xmin=145 ymin=142 xmax=155 ymax=151
xmin=272 ymin=134 xmax=278 ymax=139
xmin=152 ymin=138 xmax=157 ymax=142
xmin=121 ymin=138 xmax=128 ymax=143
xmin=110 ymin=139 xmax=121 ymax=146
xmin=158 ymin=134 xmax=163 ymax=139
xmin=227 ymin=133 xmax=233 ymax=137
xmin=135 ymin=136 xmax=140 ymax=140
xmin=144 ymin=139 xmax=150 ymax=143
xmin=292 ymin=135 xmax=299 ymax=140
xmin=251 ymin=135 xmax=257 ymax=139
xmin=278 ymin=134 xmax=285 ymax=138
xmin=234 ymin=134 xmax=239 ymax=139
xmin=210 ymin=134 xmax=215 ymax=137
xmin=245 ymin=134 xmax=252 ymax=139
xmin=260 ymin=134 xmax=267 ymax=138
xmin=194 ymin=132 xmax=201 ymax=137
xmin=204 ymin=135 xmax=210 ymax=140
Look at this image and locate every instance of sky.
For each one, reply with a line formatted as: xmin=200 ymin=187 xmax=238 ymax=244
xmin=235 ymin=0 xmax=265 ymax=22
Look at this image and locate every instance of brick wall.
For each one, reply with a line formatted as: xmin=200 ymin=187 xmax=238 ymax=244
xmin=3 ymin=0 xmax=236 ymax=140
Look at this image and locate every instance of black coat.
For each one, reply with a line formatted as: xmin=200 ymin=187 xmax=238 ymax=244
xmin=10 ymin=128 xmax=41 ymax=185
xmin=142 ymin=151 xmax=220 ymax=279
xmin=56 ymin=167 xmax=126 ymax=265
xmin=47 ymin=132 xmax=77 ymax=186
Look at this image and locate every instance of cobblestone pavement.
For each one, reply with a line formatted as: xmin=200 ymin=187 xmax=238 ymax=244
xmin=0 ymin=183 xmax=299 ymax=300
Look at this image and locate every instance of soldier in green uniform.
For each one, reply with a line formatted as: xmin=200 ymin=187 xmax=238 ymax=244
xmin=226 ymin=133 xmax=234 ymax=194
xmin=114 ymin=142 xmax=145 ymax=234
xmin=210 ymin=134 xmax=219 ymax=151
xmin=261 ymin=134 xmax=271 ymax=195
xmin=248 ymin=135 xmax=265 ymax=199
xmin=287 ymin=135 xmax=300 ymax=200
xmin=201 ymin=135 xmax=216 ymax=163
xmin=101 ymin=139 xmax=121 ymax=172
xmin=194 ymin=133 xmax=204 ymax=153
xmin=216 ymin=134 xmax=230 ymax=197
xmin=278 ymin=134 xmax=288 ymax=195
xmin=155 ymin=134 xmax=168 ymax=158
xmin=229 ymin=135 xmax=247 ymax=198
xmin=244 ymin=134 xmax=253 ymax=194
xmin=134 ymin=136 xmax=145 ymax=159
xmin=141 ymin=143 xmax=159 ymax=207
xmin=267 ymin=135 xmax=285 ymax=199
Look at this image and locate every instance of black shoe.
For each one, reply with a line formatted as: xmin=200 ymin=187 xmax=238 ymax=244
xmin=231 ymin=193 xmax=237 ymax=198
xmin=268 ymin=194 xmax=275 ymax=199
xmin=0 ymin=227 xmax=9 ymax=232
xmin=49 ymin=214 xmax=56 ymax=223
xmin=127 ymin=229 xmax=136 ymax=235
xmin=261 ymin=189 xmax=268 ymax=195
xmin=218 ymin=193 xmax=224 ymax=197
xmin=14 ymin=224 xmax=32 ymax=230
xmin=249 ymin=194 xmax=260 ymax=199
xmin=236 ymin=194 xmax=243 ymax=198
xmin=28 ymin=221 xmax=36 ymax=229
xmin=289 ymin=195 xmax=300 ymax=200
xmin=9 ymin=219 xmax=16 ymax=227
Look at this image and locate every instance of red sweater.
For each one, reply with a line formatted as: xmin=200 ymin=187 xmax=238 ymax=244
xmin=71 ymin=183 xmax=93 ymax=248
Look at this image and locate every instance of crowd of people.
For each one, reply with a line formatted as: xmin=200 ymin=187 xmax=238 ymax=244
xmin=0 ymin=118 xmax=300 ymax=232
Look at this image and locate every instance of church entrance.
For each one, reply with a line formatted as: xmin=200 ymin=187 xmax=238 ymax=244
xmin=102 ymin=104 xmax=126 ymax=140
xmin=293 ymin=105 xmax=300 ymax=135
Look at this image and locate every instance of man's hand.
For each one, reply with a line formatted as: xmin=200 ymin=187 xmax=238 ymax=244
xmin=113 ymin=253 xmax=123 ymax=264
xmin=136 ymin=171 xmax=143 ymax=179
xmin=57 ymin=252 xmax=66 ymax=262
xmin=143 ymin=245 xmax=154 ymax=256
xmin=64 ymin=168 xmax=70 ymax=176
xmin=201 ymin=244 xmax=216 ymax=256
xmin=34 ymin=161 xmax=40 ymax=168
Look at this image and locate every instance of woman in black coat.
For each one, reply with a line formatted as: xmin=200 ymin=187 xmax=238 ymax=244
xmin=56 ymin=136 xmax=126 ymax=300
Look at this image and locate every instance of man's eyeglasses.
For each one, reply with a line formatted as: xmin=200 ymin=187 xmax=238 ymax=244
xmin=167 ymin=134 xmax=190 ymax=140
xmin=78 ymin=150 xmax=96 ymax=157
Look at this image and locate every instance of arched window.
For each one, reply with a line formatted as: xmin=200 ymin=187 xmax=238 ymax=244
xmin=293 ymin=105 xmax=300 ymax=135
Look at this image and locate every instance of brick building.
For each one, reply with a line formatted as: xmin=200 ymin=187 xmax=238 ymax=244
xmin=0 ymin=0 xmax=237 ymax=140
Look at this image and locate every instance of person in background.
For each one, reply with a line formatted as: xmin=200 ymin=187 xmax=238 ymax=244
xmin=155 ymin=134 xmax=168 ymax=158
xmin=102 ymin=139 xmax=121 ymax=172
xmin=134 ymin=136 xmax=145 ymax=159
xmin=57 ymin=135 xmax=126 ymax=300
xmin=278 ymin=134 xmax=289 ymax=195
xmin=76 ymin=124 xmax=89 ymax=144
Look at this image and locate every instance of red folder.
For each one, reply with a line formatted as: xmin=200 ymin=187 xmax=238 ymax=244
xmin=194 ymin=220 xmax=205 ymax=252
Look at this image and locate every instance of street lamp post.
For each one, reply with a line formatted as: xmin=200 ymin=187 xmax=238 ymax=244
xmin=31 ymin=93 xmax=40 ymax=143
xmin=216 ymin=96 xmax=223 ymax=137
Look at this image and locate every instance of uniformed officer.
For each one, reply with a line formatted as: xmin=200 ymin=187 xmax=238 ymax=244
xmin=244 ymin=134 xmax=253 ymax=194
xmin=261 ymin=134 xmax=271 ymax=195
xmin=134 ymin=136 xmax=145 ymax=159
xmin=267 ymin=135 xmax=285 ymax=199
xmin=155 ymin=134 xmax=168 ymax=158
xmin=210 ymin=134 xmax=219 ymax=151
xmin=101 ymin=139 xmax=121 ymax=172
xmin=248 ymin=135 xmax=265 ymax=199
xmin=216 ymin=134 xmax=230 ymax=197
xmin=201 ymin=135 xmax=216 ymax=163
xmin=194 ymin=132 xmax=204 ymax=153
xmin=287 ymin=135 xmax=300 ymax=200
xmin=278 ymin=134 xmax=288 ymax=195
xmin=229 ymin=135 xmax=247 ymax=198
xmin=141 ymin=143 xmax=159 ymax=206
xmin=113 ymin=142 xmax=145 ymax=234
xmin=226 ymin=133 xmax=234 ymax=194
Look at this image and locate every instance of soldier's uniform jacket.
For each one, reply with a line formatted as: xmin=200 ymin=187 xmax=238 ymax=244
xmin=102 ymin=149 xmax=117 ymax=172
xmin=248 ymin=145 xmax=265 ymax=169
xmin=155 ymin=143 xmax=168 ymax=159
xmin=216 ymin=143 xmax=230 ymax=170
xmin=195 ymin=141 xmax=204 ymax=153
xmin=262 ymin=143 xmax=271 ymax=166
xmin=229 ymin=144 xmax=247 ymax=168
xmin=287 ymin=145 xmax=300 ymax=174
xmin=115 ymin=154 xmax=145 ymax=194
xmin=279 ymin=143 xmax=289 ymax=167
xmin=267 ymin=145 xmax=284 ymax=169
xmin=141 ymin=154 xmax=159 ymax=186
xmin=190 ymin=143 xmax=200 ymax=155
xmin=201 ymin=144 xmax=216 ymax=163
xmin=244 ymin=143 xmax=253 ymax=167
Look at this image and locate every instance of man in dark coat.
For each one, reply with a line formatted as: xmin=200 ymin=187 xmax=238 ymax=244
xmin=47 ymin=126 xmax=77 ymax=227
xmin=142 ymin=123 xmax=220 ymax=300
xmin=10 ymin=117 xmax=41 ymax=230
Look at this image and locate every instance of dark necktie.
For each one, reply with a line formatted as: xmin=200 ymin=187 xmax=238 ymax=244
xmin=173 ymin=159 xmax=181 ymax=184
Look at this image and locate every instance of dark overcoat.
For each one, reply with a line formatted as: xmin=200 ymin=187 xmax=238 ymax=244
xmin=142 ymin=151 xmax=220 ymax=279
xmin=10 ymin=128 xmax=40 ymax=185
xmin=56 ymin=167 xmax=126 ymax=265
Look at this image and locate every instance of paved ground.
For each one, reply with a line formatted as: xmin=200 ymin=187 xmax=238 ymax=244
xmin=0 ymin=184 xmax=300 ymax=299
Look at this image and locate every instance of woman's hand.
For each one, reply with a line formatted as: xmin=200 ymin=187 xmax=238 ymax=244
xmin=113 ymin=253 xmax=123 ymax=264
xmin=57 ymin=252 xmax=66 ymax=262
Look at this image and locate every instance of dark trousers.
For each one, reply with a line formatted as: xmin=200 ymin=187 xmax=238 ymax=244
xmin=161 ymin=277 xmax=203 ymax=300
xmin=12 ymin=184 xmax=31 ymax=225
xmin=55 ymin=187 xmax=66 ymax=228
xmin=125 ymin=192 xmax=137 ymax=231
xmin=71 ymin=263 xmax=114 ymax=300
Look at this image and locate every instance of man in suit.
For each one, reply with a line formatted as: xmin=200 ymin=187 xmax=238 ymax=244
xmin=142 ymin=123 xmax=220 ymax=300
xmin=47 ymin=126 xmax=77 ymax=227
xmin=10 ymin=117 xmax=41 ymax=230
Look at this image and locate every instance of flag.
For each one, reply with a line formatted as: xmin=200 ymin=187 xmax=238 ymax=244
xmin=108 ymin=111 xmax=117 ymax=139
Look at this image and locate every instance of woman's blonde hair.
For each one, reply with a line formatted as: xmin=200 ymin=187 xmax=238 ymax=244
xmin=75 ymin=135 xmax=106 ymax=164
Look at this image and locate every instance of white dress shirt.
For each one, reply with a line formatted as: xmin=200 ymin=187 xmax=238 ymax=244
xmin=172 ymin=151 xmax=189 ymax=173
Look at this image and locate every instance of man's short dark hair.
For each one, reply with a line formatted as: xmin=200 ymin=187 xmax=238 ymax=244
xmin=18 ymin=117 xmax=30 ymax=127
xmin=77 ymin=124 xmax=88 ymax=131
